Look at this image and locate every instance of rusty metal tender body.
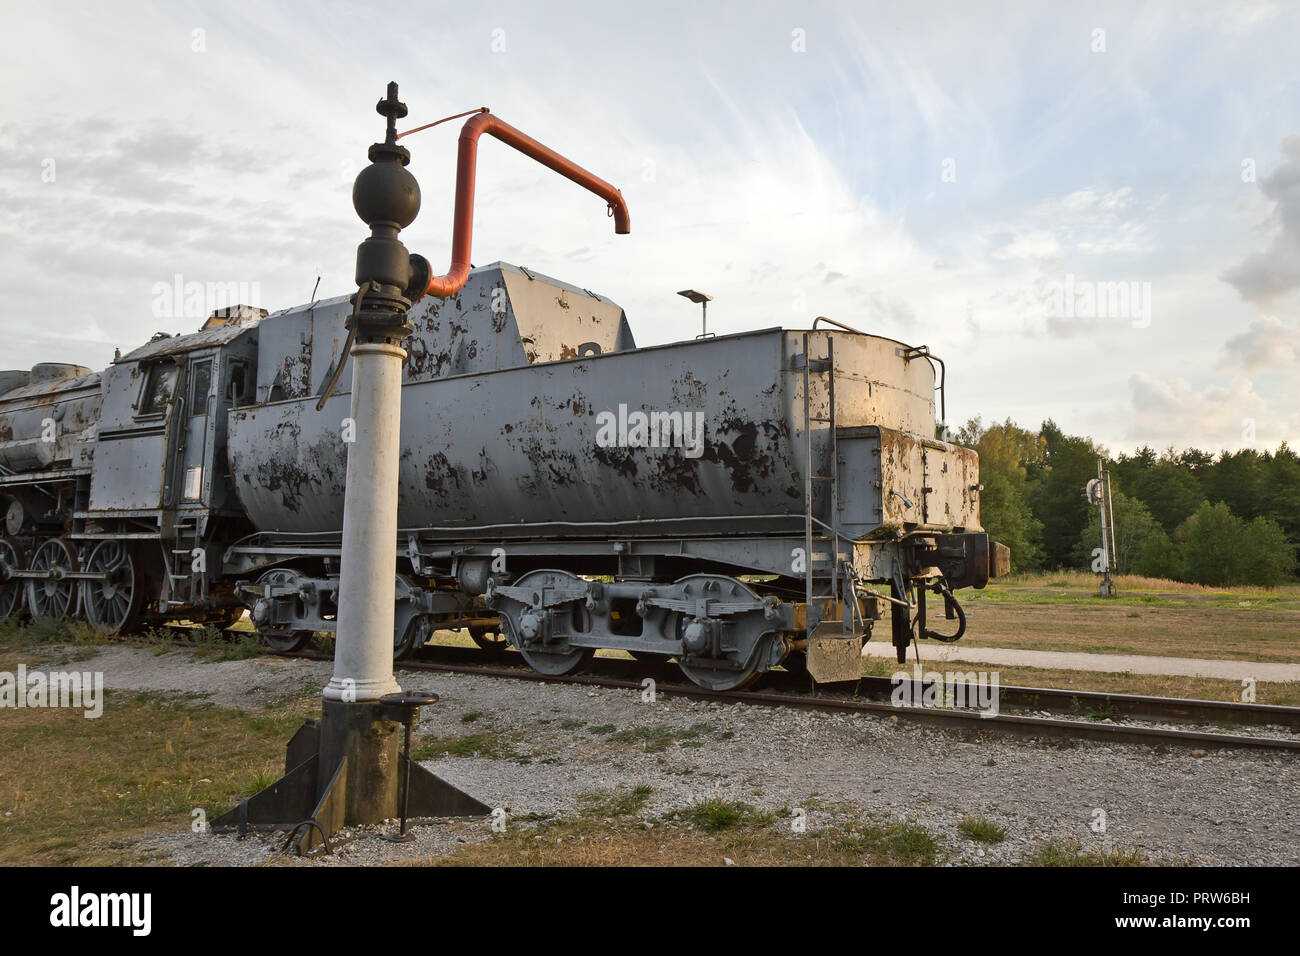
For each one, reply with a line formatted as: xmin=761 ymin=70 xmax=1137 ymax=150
xmin=0 ymin=263 xmax=1003 ymax=688
xmin=221 ymin=262 xmax=1002 ymax=687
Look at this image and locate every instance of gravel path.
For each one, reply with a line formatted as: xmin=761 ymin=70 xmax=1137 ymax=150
xmin=87 ymin=644 xmax=330 ymax=708
xmin=408 ymin=672 xmax=1299 ymax=866
xmin=865 ymin=642 xmax=1300 ymax=681
xmin=68 ymin=646 xmax=1298 ymax=866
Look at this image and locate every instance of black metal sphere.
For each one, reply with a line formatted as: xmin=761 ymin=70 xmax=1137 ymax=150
xmin=353 ymin=159 xmax=421 ymax=229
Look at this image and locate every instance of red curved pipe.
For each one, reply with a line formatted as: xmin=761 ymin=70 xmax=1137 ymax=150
xmin=425 ymin=112 xmax=630 ymax=298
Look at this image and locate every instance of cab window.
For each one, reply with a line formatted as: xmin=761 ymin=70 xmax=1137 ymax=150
xmin=189 ymin=361 xmax=212 ymax=416
xmin=225 ymin=360 xmax=250 ymax=406
xmin=138 ymin=362 xmax=178 ymax=417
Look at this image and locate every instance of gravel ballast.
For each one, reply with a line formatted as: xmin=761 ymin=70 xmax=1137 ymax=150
xmin=73 ymin=646 xmax=1300 ymax=866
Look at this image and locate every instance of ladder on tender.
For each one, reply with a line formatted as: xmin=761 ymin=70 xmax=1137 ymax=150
xmin=799 ymin=332 xmax=843 ymax=626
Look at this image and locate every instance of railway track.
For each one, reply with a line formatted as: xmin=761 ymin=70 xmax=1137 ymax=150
xmin=276 ymin=642 xmax=1300 ymax=754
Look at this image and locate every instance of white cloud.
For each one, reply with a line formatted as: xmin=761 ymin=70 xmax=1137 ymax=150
xmin=1127 ymin=372 xmax=1275 ymax=449
xmin=1223 ymin=135 xmax=1300 ymax=304
xmin=1220 ymin=314 xmax=1300 ymax=372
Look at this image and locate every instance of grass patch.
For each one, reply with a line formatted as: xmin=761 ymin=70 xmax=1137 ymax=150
xmin=957 ymin=815 xmax=1007 ymax=844
xmin=681 ymin=796 xmax=775 ymax=832
xmin=609 ymin=722 xmax=725 ymax=753
xmin=952 ymin=574 xmax=1300 ymax=664
xmin=1023 ymin=837 xmax=1149 ymax=866
xmin=149 ymin=625 xmax=264 ymax=662
xmin=412 ymin=730 xmax=522 ymax=761
xmin=0 ymin=617 xmax=269 ymax=664
xmin=834 ymin=819 xmax=940 ymax=865
xmin=0 ymin=688 xmax=316 ymax=865
xmin=578 ymin=785 xmax=654 ymax=818
xmin=0 ymin=617 xmax=108 ymax=650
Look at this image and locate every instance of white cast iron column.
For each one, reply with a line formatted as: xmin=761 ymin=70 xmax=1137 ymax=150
xmin=323 ymin=340 xmax=405 ymax=703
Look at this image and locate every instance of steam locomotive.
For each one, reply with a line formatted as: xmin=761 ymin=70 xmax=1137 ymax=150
xmin=0 ymin=263 xmax=1006 ymax=689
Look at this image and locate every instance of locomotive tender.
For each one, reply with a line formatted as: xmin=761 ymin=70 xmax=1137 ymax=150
xmin=0 ymin=261 xmax=1006 ymax=689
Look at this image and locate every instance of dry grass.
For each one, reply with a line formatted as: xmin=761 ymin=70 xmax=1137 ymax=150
xmin=425 ymin=810 xmax=940 ymax=867
xmin=956 ymin=573 xmax=1300 ymax=662
xmin=996 ymin=570 xmax=1300 ymax=602
xmin=0 ymin=684 xmax=315 ymax=865
xmin=1023 ymin=837 xmax=1150 ymax=866
xmin=860 ymin=656 xmax=1300 ymax=706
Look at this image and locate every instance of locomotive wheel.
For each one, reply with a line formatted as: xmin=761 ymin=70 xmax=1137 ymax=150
xmin=25 ymin=537 xmax=79 ymax=621
xmin=0 ymin=537 xmax=25 ymax=620
xmin=82 ymin=540 xmax=144 ymax=635
xmin=252 ymin=568 xmax=312 ymax=653
xmin=469 ymin=626 xmax=508 ymax=652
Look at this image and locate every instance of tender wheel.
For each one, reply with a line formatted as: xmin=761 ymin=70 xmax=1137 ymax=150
xmin=252 ymin=568 xmax=312 ymax=653
xmin=781 ymin=649 xmax=810 ymax=678
xmin=469 ymin=626 xmax=508 ymax=652
xmin=261 ymin=627 xmax=312 ymax=652
xmin=518 ymin=643 xmax=593 ymax=676
xmin=675 ymin=618 xmax=765 ymax=691
xmin=264 ymin=632 xmax=312 ymax=653
xmin=499 ymin=600 xmax=595 ymax=676
xmin=82 ymin=540 xmax=144 ymax=635
xmin=0 ymin=537 xmax=25 ymax=620
xmin=493 ymin=572 xmax=595 ymax=676
xmin=25 ymin=537 xmax=79 ymax=620
xmin=395 ymin=615 xmax=429 ymax=661
xmin=669 ymin=574 xmax=770 ymax=691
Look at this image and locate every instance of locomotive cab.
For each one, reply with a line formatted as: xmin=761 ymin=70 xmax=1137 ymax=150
xmin=75 ymin=306 xmax=265 ymax=630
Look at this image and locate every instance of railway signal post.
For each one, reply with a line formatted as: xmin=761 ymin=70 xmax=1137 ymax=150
xmin=1085 ymin=459 xmax=1118 ymax=598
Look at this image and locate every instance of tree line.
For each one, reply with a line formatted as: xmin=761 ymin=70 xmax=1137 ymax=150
xmin=948 ymin=419 xmax=1299 ymax=587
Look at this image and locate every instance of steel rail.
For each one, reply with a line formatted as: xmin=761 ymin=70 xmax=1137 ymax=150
xmin=856 ymin=674 xmax=1300 ymax=731
xmin=263 ymin=642 xmax=1300 ymax=753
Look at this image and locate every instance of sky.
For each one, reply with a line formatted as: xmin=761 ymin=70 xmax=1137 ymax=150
xmin=1 ymin=0 xmax=1297 ymax=455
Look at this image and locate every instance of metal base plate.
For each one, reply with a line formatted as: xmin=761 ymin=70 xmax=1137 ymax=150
xmin=212 ymin=713 xmax=489 ymax=854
